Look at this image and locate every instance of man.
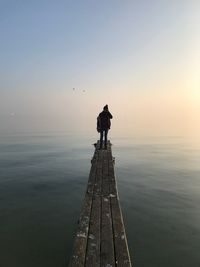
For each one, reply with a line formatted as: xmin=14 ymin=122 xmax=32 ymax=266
xmin=97 ymin=105 xmax=113 ymax=149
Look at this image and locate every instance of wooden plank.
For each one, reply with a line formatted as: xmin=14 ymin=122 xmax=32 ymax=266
xmin=108 ymin=156 xmax=117 ymax=197
xmin=111 ymin=196 xmax=132 ymax=267
xmin=68 ymin=151 xmax=98 ymax=266
xmin=100 ymin=148 xmax=115 ymax=267
xmin=93 ymin=150 xmax=103 ymax=196
xmin=87 ymin=154 xmax=98 ymax=195
xmin=101 ymin=151 xmax=110 ymax=197
xmin=85 ymin=195 xmax=101 ymax=267
xmin=108 ymin=144 xmax=132 ymax=266
xmin=68 ymin=193 xmax=92 ymax=267
xmin=101 ymin=196 xmax=115 ymax=267
xmin=84 ymin=145 xmax=103 ymax=266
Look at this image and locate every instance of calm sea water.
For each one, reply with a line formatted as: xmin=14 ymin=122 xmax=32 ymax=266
xmin=0 ymin=132 xmax=199 ymax=267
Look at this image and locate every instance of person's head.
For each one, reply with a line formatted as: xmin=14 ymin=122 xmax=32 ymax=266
xmin=103 ymin=104 xmax=108 ymax=111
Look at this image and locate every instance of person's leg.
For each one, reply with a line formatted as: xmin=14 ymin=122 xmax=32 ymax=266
xmin=104 ymin=129 xmax=108 ymax=149
xmin=100 ymin=130 xmax=103 ymax=149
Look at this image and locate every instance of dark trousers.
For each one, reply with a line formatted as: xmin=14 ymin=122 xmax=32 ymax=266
xmin=100 ymin=129 xmax=108 ymax=148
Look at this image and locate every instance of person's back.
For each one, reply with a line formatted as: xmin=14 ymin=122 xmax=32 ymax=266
xmin=99 ymin=110 xmax=112 ymax=130
xmin=97 ymin=105 xmax=113 ymax=149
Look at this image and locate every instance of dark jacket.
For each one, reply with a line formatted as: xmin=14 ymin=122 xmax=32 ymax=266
xmin=97 ymin=111 xmax=113 ymax=131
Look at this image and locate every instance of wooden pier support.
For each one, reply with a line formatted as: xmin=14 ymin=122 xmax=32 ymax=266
xmin=68 ymin=141 xmax=132 ymax=267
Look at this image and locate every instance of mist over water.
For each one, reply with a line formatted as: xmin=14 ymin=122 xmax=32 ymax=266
xmin=0 ymin=132 xmax=199 ymax=267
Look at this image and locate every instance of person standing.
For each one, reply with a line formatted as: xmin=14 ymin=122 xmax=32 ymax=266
xmin=97 ymin=105 xmax=113 ymax=149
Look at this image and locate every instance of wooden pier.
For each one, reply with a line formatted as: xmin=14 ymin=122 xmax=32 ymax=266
xmin=68 ymin=141 xmax=132 ymax=267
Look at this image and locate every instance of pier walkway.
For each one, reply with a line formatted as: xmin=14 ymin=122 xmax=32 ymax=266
xmin=68 ymin=141 xmax=132 ymax=267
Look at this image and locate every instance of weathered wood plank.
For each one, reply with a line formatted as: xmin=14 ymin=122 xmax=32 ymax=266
xmin=108 ymin=144 xmax=132 ymax=266
xmin=111 ymin=196 xmax=132 ymax=267
xmin=85 ymin=146 xmax=102 ymax=266
xmin=87 ymin=155 xmax=98 ymax=194
xmin=108 ymin=156 xmax=117 ymax=197
xmin=68 ymin=193 xmax=92 ymax=267
xmin=93 ymin=150 xmax=103 ymax=196
xmin=101 ymin=196 xmax=115 ymax=267
xmin=85 ymin=195 xmax=101 ymax=267
xmin=101 ymin=152 xmax=110 ymax=196
xmin=68 ymin=152 xmax=98 ymax=266
xmin=100 ymin=149 xmax=115 ymax=267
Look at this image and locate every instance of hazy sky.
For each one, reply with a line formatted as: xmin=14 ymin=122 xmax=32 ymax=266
xmin=0 ymin=0 xmax=199 ymax=136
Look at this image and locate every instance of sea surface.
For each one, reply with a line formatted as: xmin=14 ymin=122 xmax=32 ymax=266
xmin=0 ymin=132 xmax=199 ymax=267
